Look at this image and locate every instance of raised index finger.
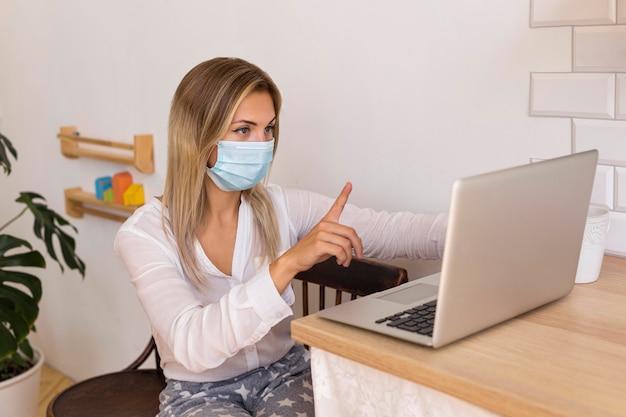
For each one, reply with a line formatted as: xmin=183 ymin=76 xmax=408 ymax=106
xmin=324 ymin=182 xmax=352 ymax=223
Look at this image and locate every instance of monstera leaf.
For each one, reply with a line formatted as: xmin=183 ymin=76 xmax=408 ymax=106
xmin=14 ymin=192 xmax=85 ymax=274
xmin=0 ymin=235 xmax=44 ymax=378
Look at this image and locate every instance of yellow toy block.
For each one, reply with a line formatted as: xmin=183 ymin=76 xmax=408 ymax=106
xmin=123 ymin=183 xmax=145 ymax=206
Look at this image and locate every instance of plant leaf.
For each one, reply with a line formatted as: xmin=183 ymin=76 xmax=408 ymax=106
xmin=0 ymin=304 xmax=31 ymax=344
xmin=14 ymin=192 xmax=85 ymax=277
xmin=0 ymin=269 xmax=43 ymax=303
xmin=0 ymin=325 xmax=18 ymax=362
xmin=0 ymin=132 xmax=18 ymax=176
xmin=18 ymin=338 xmax=34 ymax=360
xmin=0 ymin=286 xmax=39 ymax=325
xmin=0 ymin=282 xmax=39 ymax=361
xmin=0 ymin=235 xmax=46 ymax=270
xmin=0 ymin=250 xmax=46 ymax=269
xmin=0 ymin=234 xmax=34 ymax=256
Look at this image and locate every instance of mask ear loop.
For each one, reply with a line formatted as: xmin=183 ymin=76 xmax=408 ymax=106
xmin=206 ymin=143 xmax=218 ymax=169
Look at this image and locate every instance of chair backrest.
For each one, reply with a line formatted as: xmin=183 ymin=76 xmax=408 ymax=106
xmin=123 ymin=336 xmax=162 ymax=373
xmin=294 ymin=257 xmax=408 ymax=316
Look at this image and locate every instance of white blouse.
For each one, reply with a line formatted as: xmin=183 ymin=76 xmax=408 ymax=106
xmin=113 ymin=184 xmax=447 ymax=382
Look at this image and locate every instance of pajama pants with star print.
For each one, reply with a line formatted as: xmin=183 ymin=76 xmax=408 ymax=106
xmin=158 ymin=344 xmax=315 ymax=417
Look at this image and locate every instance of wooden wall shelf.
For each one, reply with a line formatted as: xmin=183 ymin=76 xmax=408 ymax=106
xmin=58 ymin=126 xmax=154 ymax=173
xmin=64 ymin=187 xmax=139 ymax=223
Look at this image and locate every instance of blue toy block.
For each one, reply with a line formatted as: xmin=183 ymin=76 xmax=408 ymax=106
xmin=95 ymin=176 xmax=112 ymax=200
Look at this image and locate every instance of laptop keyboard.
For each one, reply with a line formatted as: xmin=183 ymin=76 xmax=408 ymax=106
xmin=375 ymin=299 xmax=437 ymax=337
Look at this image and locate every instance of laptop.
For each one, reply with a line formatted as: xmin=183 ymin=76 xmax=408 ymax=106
xmin=318 ymin=150 xmax=598 ymax=348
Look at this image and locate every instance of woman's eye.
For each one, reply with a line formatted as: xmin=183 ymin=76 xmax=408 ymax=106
xmin=264 ymin=125 xmax=275 ymax=140
xmin=234 ymin=127 xmax=250 ymax=135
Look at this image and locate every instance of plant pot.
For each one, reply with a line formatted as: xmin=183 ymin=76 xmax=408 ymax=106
xmin=0 ymin=347 xmax=44 ymax=417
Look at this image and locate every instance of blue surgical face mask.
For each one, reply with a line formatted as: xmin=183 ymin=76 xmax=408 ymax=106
xmin=206 ymin=139 xmax=275 ymax=191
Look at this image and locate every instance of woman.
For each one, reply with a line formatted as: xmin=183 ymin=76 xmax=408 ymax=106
xmin=114 ymin=57 xmax=447 ymax=417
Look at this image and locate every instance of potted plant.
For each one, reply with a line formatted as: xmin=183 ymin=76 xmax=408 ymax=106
xmin=0 ymin=130 xmax=85 ymax=416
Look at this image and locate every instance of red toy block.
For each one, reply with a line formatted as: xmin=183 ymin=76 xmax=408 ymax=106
xmin=112 ymin=171 xmax=133 ymax=204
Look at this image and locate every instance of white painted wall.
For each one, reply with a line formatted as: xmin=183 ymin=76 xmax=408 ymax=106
xmin=0 ymin=1 xmax=619 ymax=381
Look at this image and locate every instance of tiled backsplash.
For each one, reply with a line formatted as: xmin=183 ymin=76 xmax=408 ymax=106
xmin=530 ymin=0 xmax=626 ymax=256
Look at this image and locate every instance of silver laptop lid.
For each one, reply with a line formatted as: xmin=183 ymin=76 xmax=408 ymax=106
xmin=433 ymin=150 xmax=598 ymax=347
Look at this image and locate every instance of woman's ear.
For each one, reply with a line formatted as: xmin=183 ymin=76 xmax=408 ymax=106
xmin=207 ymin=144 xmax=218 ymax=168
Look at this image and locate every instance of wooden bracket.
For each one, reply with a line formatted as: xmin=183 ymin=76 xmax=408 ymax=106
xmin=64 ymin=187 xmax=139 ymax=223
xmin=57 ymin=126 xmax=154 ymax=173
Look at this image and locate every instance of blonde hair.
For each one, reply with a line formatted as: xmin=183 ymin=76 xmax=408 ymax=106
xmin=163 ymin=57 xmax=282 ymax=289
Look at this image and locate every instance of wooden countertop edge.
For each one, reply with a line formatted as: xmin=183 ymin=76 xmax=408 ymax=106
xmin=291 ymin=315 xmax=564 ymax=417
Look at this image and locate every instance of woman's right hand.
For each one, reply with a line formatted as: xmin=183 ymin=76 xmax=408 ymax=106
xmin=269 ymin=182 xmax=364 ymax=293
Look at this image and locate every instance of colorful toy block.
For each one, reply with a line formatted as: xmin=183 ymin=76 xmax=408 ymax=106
xmin=112 ymin=171 xmax=133 ymax=204
xmin=95 ymin=176 xmax=112 ymax=200
xmin=102 ymin=187 xmax=114 ymax=202
xmin=123 ymin=183 xmax=145 ymax=206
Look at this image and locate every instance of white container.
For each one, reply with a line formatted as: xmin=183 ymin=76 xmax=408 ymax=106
xmin=575 ymin=205 xmax=611 ymax=284
xmin=0 ymin=348 xmax=44 ymax=417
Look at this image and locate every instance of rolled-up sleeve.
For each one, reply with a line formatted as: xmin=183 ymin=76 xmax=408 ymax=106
xmin=280 ymin=187 xmax=448 ymax=260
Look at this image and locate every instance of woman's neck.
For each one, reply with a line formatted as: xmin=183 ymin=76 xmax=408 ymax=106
xmin=203 ymin=179 xmax=242 ymax=225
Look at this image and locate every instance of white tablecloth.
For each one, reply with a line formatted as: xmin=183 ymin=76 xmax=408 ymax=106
xmin=310 ymin=347 xmax=500 ymax=417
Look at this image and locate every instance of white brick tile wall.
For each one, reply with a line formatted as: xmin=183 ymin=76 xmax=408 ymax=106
xmin=530 ymin=9 xmax=626 ymax=255
xmin=618 ymin=74 xmax=626 ymax=120
xmin=530 ymin=73 xmax=615 ymax=118
xmin=531 ymin=0 xmax=616 ymax=27
xmin=574 ymin=26 xmax=626 ymax=72
xmin=591 ymin=164 xmax=615 ymax=208
xmin=573 ymin=119 xmax=626 ymax=164
xmin=616 ymin=167 xmax=626 ymax=212
xmin=572 ymin=119 xmax=626 ymax=256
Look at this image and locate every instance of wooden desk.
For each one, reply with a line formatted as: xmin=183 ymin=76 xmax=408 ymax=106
xmin=291 ymin=255 xmax=626 ymax=417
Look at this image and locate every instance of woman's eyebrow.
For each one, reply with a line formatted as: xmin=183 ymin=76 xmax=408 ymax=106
xmin=231 ymin=116 xmax=276 ymax=126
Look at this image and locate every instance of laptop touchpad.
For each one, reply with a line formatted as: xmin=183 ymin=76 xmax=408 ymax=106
xmin=377 ymin=284 xmax=438 ymax=305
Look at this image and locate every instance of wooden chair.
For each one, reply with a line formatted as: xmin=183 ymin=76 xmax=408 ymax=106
xmin=46 ymin=338 xmax=164 ymax=417
xmin=294 ymin=257 xmax=408 ymax=315
xmin=46 ymin=257 xmax=407 ymax=416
